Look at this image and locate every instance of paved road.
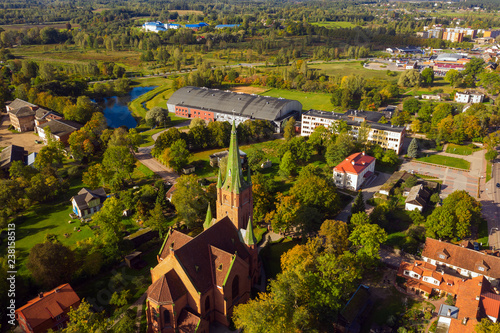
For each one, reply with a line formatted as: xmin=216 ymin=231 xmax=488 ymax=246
xmin=483 ymin=150 xmax=500 ymax=249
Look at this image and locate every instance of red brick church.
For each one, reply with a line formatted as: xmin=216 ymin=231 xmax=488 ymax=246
xmin=146 ymin=122 xmax=260 ymax=333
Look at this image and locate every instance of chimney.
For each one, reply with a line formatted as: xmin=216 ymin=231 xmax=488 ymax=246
xmin=39 ymin=292 xmax=44 ymax=298
xmin=447 ymin=309 xmax=451 ymax=316
xmin=351 ymin=161 xmax=355 ymax=165
xmin=362 ymin=151 xmax=365 ymax=156
xmin=55 ymin=288 xmax=60 ymax=293
xmin=476 ymin=296 xmax=480 ymax=300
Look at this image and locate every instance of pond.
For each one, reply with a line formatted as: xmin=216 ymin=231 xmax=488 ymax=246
xmin=96 ymin=86 xmax=157 ymax=128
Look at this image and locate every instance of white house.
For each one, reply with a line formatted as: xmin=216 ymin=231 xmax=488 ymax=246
xmin=333 ymin=152 xmax=376 ymax=191
xmin=405 ymin=184 xmax=431 ymax=212
xmin=71 ymin=188 xmax=107 ymax=218
xmin=142 ymin=21 xmax=167 ymax=32
xmin=455 ymin=91 xmax=485 ymax=104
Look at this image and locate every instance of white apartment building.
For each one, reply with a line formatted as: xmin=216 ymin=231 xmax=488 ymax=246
xmin=333 ymin=152 xmax=376 ymax=191
xmin=455 ymin=91 xmax=485 ymax=104
xmin=301 ymin=109 xmax=406 ymax=154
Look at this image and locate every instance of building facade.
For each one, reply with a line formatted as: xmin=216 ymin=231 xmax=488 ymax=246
xmin=6 ymin=99 xmax=39 ymax=132
xmin=146 ymin=122 xmax=260 ymax=332
xmin=455 ymin=91 xmax=484 ymax=104
xmin=301 ymin=109 xmax=406 ymax=153
xmin=70 ymin=188 xmax=107 ymax=218
xmin=333 ymin=152 xmax=376 ymax=191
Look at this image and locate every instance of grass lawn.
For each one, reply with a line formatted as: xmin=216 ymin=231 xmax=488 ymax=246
xmin=416 ymin=154 xmax=470 ymax=170
xmin=477 ymin=218 xmax=489 ymax=248
xmin=259 ymin=88 xmax=333 ymax=111
xmin=486 ymin=161 xmax=492 ymax=182
xmin=309 ymin=61 xmax=398 ymax=81
xmin=445 ymin=143 xmax=481 ymax=156
xmin=138 ymin=128 xmax=165 ymax=147
xmin=130 ymin=77 xmax=171 ymax=88
xmin=385 ymin=232 xmax=406 ymax=249
xmin=309 ymin=21 xmax=357 ymax=28
xmin=260 ymin=238 xmax=301 ymax=281
xmin=128 ymin=83 xmax=172 ymax=118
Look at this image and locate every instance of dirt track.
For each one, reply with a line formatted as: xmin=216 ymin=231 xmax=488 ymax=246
xmin=0 ymin=114 xmax=44 ymax=153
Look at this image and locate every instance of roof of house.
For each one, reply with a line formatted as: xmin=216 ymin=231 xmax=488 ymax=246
xmin=7 ymin=98 xmax=36 ymax=111
xmin=147 ymin=270 xmax=187 ymax=304
xmin=0 ymin=145 xmax=26 ymax=169
xmin=481 ymin=292 xmax=500 ymax=320
xmin=398 ymin=261 xmax=462 ymax=295
xmin=405 ymin=184 xmax=431 ymax=207
xmin=379 ymin=171 xmax=409 ymax=192
xmin=35 ymin=108 xmax=62 ymax=120
xmin=15 ymin=283 xmax=80 ymax=329
xmin=334 ymin=152 xmax=375 ymax=175
xmin=38 ymin=119 xmax=82 ymax=137
xmin=340 ymin=285 xmax=371 ymax=324
xmin=70 ymin=188 xmax=106 ymax=211
xmin=167 ymin=86 xmax=302 ymax=122
xmin=422 ymin=238 xmax=500 ymax=278
xmin=152 ymin=217 xmax=250 ymax=293
xmin=11 ymin=106 xmax=36 ymax=117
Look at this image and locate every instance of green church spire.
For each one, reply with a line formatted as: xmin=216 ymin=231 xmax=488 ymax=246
xmin=203 ymin=204 xmax=213 ymax=229
xmin=244 ymin=217 xmax=256 ymax=246
xmin=217 ymin=167 xmax=222 ymax=189
xmin=222 ymin=121 xmax=248 ymax=194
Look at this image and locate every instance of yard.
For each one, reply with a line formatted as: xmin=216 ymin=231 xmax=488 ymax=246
xmin=416 ymin=154 xmax=470 ymax=170
xmin=259 ymin=238 xmax=302 ymax=281
xmin=445 ymin=143 xmax=481 ymax=156
xmin=259 ymin=88 xmax=334 ymax=111
xmin=309 ymin=21 xmax=357 ymax=29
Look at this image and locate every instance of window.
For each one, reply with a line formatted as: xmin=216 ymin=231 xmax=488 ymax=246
xmin=439 ymin=254 xmax=446 ymax=260
xmin=478 ymin=266 xmax=485 ymax=272
xmin=232 ymin=276 xmax=239 ymax=301
xmin=163 ymin=310 xmax=170 ymax=324
xmin=55 ymin=315 xmax=62 ymax=321
xmin=205 ymin=296 xmax=210 ymax=312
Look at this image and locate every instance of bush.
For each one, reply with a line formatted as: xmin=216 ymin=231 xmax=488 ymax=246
xmin=429 ymin=321 xmax=437 ymax=333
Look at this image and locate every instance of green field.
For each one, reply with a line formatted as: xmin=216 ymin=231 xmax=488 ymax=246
xmin=309 ymin=61 xmax=399 ymax=81
xmin=445 ymin=143 xmax=481 ymax=156
xmin=259 ymin=88 xmax=333 ymax=111
xmin=309 ymin=21 xmax=357 ymax=29
xmin=128 ymin=83 xmax=172 ymax=118
xmin=416 ymin=154 xmax=470 ymax=170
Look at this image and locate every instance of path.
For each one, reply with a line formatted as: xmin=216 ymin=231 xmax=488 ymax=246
xmin=481 ymin=145 xmax=500 ymax=249
xmin=111 ymin=292 xmax=147 ymax=333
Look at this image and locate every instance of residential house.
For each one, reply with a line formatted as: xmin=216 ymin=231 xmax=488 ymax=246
xmin=455 ymin=91 xmax=484 ymax=104
xmin=333 ymin=152 xmax=376 ymax=191
xmin=34 ymin=109 xmax=63 ymax=133
xmin=70 ymin=188 xmax=107 ymax=218
xmin=146 ymin=122 xmax=260 ymax=332
xmin=0 ymin=145 xmax=27 ymax=170
xmin=37 ymin=119 xmax=82 ymax=145
xmin=378 ymin=171 xmax=410 ymax=196
xmin=15 ymin=283 xmax=80 ymax=333
xmin=421 ymin=238 xmax=500 ymax=284
xmin=421 ymin=94 xmax=442 ymax=101
xmin=405 ymin=184 xmax=431 ymax=211
xmin=7 ymin=99 xmax=38 ymax=132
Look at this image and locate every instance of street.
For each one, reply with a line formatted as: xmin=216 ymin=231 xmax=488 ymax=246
xmin=484 ymin=159 xmax=500 ymax=249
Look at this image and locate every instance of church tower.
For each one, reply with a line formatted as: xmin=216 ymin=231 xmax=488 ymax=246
xmin=216 ymin=121 xmax=253 ymax=230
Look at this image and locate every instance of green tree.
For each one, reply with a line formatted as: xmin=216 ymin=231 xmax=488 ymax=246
xmin=398 ymin=69 xmax=422 ymax=87
xmin=152 ymin=127 xmax=181 ymax=157
xmin=146 ymin=202 xmax=169 ymax=238
xmin=325 ymin=131 xmax=354 ymax=167
xmin=171 ymin=175 xmax=208 ymax=228
xmin=110 ymin=289 xmax=131 ymax=310
xmin=145 ymin=106 xmax=170 ymax=128
xmin=351 ymin=191 xmax=365 ymax=215
xmin=319 ymin=219 xmax=349 ymax=255
xmin=485 ymin=150 xmax=498 ymax=162
xmin=27 ymin=241 xmax=76 ymax=289
xmin=403 ymin=98 xmax=421 ymax=115
xmin=247 ymin=150 xmax=266 ymax=173
xmin=444 ymin=69 xmax=461 ymax=88
xmin=162 ymin=139 xmax=190 ymax=173
xmin=283 ymin=117 xmax=296 ymax=141
xmin=421 ymin=68 xmax=434 ymax=87
xmin=279 ymin=150 xmax=296 ymax=178
xmin=407 ymin=138 xmax=419 ymax=158
xmin=252 ymin=174 xmax=277 ymax=222
xmin=290 ymin=170 xmax=340 ymax=216
xmin=463 ymin=57 xmax=485 ymax=79
xmin=349 ymin=213 xmax=387 ymax=265
xmin=475 ymin=318 xmax=500 ymax=333
xmin=62 ymin=299 xmax=108 ymax=333
xmin=92 ymin=196 xmax=124 ymax=251
xmin=102 ymin=146 xmax=135 ymax=189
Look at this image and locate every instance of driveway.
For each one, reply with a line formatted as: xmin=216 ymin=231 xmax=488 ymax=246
xmin=0 ymin=114 xmax=44 ymax=153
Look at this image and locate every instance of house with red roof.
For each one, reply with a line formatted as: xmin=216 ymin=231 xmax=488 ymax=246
xmin=15 ymin=283 xmax=80 ymax=333
xmin=333 ymin=152 xmax=375 ymax=190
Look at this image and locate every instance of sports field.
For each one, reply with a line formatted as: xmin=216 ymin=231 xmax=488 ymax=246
xmin=259 ymin=88 xmax=333 ymax=111
xmin=309 ymin=61 xmax=399 ymax=81
xmin=310 ymin=21 xmax=356 ymax=29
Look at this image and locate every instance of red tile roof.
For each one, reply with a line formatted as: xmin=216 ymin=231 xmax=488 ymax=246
xmin=398 ymin=261 xmax=462 ymax=295
xmin=481 ymin=292 xmax=500 ymax=321
xmin=333 ymin=152 xmax=375 ymax=175
xmin=158 ymin=230 xmax=193 ymax=260
xmin=147 ymin=270 xmax=187 ymax=305
xmin=422 ymin=238 xmax=500 ymax=279
xmin=177 ymin=309 xmax=203 ymax=333
xmin=16 ymin=284 xmax=80 ymax=330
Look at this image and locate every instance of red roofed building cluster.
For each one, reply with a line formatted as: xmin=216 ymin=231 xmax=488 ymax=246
xmin=15 ymin=283 xmax=80 ymax=333
xmin=333 ymin=152 xmax=376 ymax=190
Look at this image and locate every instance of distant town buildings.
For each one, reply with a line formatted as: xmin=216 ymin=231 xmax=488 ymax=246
xmin=167 ymin=86 xmax=302 ymax=132
xmin=301 ymin=109 xmax=406 ymax=153
xmin=455 ymin=91 xmax=485 ymax=104
xmin=333 ymin=152 xmax=376 ymax=191
xmin=142 ymin=21 xmax=180 ymax=32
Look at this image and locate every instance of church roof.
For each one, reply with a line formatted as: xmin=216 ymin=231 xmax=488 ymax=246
xmin=147 ymin=270 xmax=187 ymax=304
xmin=243 ymin=218 xmax=256 ymax=246
xmin=203 ymin=205 xmax=213 ymax=229
xmin=221 ymin=121 xmax=249 ymax=194
xmin=171 ymin=217 xmax=250 ymax=293
xmin=209 ymin=246 xmax=235 ymax=287
xmin=158 ymin=229 xmax=193 ymax=260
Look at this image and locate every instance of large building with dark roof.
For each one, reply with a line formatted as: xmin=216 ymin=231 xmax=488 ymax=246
xmin=167 ymin=86 xmax=302 ymax=132
xmin=0 ymin=145 xmax=27 ymax=170
xmin=146 ymin=122 xmax=260 ymax=332
xmin=6 ymin=99 xmax=38 ymax=132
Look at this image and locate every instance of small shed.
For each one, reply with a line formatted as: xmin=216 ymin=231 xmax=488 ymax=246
xmin=182 ymin=165 xmax=195 ymax=175
xmin=124 ymin=251 xmax=143 ymax=269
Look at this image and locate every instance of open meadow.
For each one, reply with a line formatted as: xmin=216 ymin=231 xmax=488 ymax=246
xmin=309 ymin=21 xmax=357 ymax=29
xmin=309 ymin=61 xmax=400 ymax=81
xmin=259 ymin=88 xmax=333 ymax=111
